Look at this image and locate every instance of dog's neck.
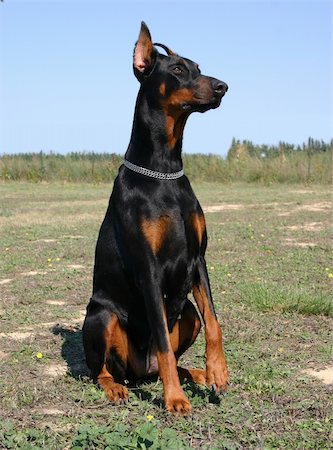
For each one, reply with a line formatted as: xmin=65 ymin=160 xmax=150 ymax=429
xmin=125 ymin=88 xmax=189 ymax=173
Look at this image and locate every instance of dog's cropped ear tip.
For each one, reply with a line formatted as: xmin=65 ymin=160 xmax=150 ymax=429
xmin=139 ymin=21 xmax=151 ymax=38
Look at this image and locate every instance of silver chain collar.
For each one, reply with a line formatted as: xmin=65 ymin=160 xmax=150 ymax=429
xmin=123 ymin=159 xmax=184 ymax=180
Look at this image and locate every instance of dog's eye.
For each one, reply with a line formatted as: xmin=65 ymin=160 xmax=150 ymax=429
xmin=173 ymin=66 xmax=184 ymax=74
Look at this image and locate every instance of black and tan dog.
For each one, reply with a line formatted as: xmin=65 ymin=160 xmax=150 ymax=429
xmin=82 ymin=22 xmax=229 ymax=414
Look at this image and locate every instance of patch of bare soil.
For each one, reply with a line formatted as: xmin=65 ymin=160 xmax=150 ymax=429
xmin=203 ymin=204 xmax=246 ymax=212
xmin=1 ymin=270 xmax=50 ymax=286
xmin=0 ymin=278 xmax=13 ymax=285
xmin=0 ymin=312 xmax=86 ymax=342
xmin=0 ymin=331 xmax=36 ymax=341
xmin=29 ymin=314 xmax=86 ymax=330
xmin=290 ymin=190 xmax=316 ymax=194
xmin=21 ymin=270 xmax=48 ymax=277
xmin=283 ymin=238 xmax=317 ymax=248
xmin=203 ymin=202 xmax=301 ymax=214
xmin=301 ymin=366 xmax=333 ymax=385
xmin=35 ymin=239 xmax=57 ymax=243
xmin=0 ymin=212 xmax=97 ymax=227
xmin=67 ymin=264 xmax=85 ymax=269
xmin=44 ymin=363 xmax=67 ymax=378
xmin=0 ymin=350 xmax=9 ymax=360
xmin=40 ymin=408 xmax=65 ymax=416
xmin=298 ymin=202 xmax=331 ymax=211
xmin=278 ymin=201 xmax=331 ymax=216
xmin=284 ymin=222 xmax=325 ymax=232
xmin=46 ymin=300 xmax=66 ymax=306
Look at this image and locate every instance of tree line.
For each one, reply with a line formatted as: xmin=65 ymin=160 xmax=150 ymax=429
xmin=227 ymin=137 xmax=333 ymax=160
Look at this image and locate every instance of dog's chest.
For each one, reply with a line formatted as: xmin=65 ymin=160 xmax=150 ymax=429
xmin=113 ymin=176 xmax=206 ymax=259
xmin=139 ymin=207 xmax=205 ymax=259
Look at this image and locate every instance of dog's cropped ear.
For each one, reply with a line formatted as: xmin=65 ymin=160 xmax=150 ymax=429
xmin=133 ymin=22 xmax=157 ymax=82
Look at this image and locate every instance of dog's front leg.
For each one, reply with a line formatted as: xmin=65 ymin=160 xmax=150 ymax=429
xmin=193 ymin=258 xmax=228 ymax=393
xmin=144 ymin=282 xmax=192 ymax=414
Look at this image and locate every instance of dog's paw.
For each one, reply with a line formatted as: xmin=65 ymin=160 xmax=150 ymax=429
xmin=99 ymin=379 xmax=129 ymax=404
xmin=206 ymin=359 xmax=229 ymax=394
xmin=165 ymin=395 xmax=192 ymax=415
xmin=178 ymin=367 xmax=207 ymax=385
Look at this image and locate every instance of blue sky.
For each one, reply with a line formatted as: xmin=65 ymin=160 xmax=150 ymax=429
xmin=0 ymin=0 xmax=332 ymax=157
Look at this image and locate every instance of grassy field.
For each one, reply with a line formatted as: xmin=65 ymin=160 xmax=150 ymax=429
xmin=1 ymin=149 xmax=332 ymax=184
xmin=0 ymin=181 xmax=332 ymax=449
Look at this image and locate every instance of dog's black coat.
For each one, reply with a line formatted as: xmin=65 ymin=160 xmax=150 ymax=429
xmin=82 ymin=22 xmax=228 ymax=413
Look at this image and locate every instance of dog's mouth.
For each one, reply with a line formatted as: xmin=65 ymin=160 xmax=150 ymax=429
xmin=182 ymin=96 xmax=223 ymax=113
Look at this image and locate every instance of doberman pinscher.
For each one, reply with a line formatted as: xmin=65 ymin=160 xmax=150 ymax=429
xmin=82 ymin=22 xmax=229 ymax=414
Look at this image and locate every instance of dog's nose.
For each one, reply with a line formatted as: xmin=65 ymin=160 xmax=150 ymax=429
xmin=213 ymin=80 xmax=228 ymax=96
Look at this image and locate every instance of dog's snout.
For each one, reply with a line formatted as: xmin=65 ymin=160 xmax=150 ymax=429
xmin=213 ymin=80 xmax=228 ymax=96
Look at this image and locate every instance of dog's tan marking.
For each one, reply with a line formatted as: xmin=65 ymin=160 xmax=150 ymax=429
xmin=193 ymin=284 xmax=228 ymax=392
xmin=159 ymin=82 xmax=166 ymax=96
xmin=161 ymin=88 xmax=195 ymax=150
xmin=141 ymin=215 xmax=171 ymax=255
xmin=104 ymin=315 xmax=128 ymax=362
xmin=97 ymin=315 xmax=129 ymax=403
xmin=190 ymin=212 xmax=206 ymax=246
xmin=165 ymin=88 xmax=195 ymax=108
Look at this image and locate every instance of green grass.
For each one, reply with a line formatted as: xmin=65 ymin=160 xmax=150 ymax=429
xmin=1 ymin=419 xmax=188 ymax=450
xmin=240 ymin=282 xmax=332 ymax=316
xmin=1 ymin=148 xmax=332 ymax=183
xmin=0 ymin=182 xmax=332 ymax=449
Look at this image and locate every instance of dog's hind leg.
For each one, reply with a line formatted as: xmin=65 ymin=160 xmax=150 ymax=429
xmin=168 ymin=299 xmax=207 ymax=385
xmin=82 ymin=303 xmax=129 ymax=403
xmin=169 ymin=299 xmax=201 ymax=360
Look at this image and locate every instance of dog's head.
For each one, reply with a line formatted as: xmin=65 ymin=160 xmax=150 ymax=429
xmin=133 ymin=22 xmax=228 ymax=114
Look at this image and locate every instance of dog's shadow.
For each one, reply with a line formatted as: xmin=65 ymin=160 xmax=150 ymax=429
xmin=52 ymin=325 xmax=90 ymax=379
